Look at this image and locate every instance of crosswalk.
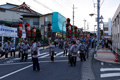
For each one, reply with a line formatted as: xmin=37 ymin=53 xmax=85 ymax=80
xmin=12 ymin=51 xmax=66 ymax=61
xmin=100 ymin=68 xmax=120 ymax=78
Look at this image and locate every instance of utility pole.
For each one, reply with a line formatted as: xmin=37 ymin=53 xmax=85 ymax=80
xmin=84 ymin=19 xmax=86 ymax=38
xmin=43 ymin=16 xmax=47 ymax=49
xmin=73 ymin=4 xmax=75 ymax=38
xmin=97 ymin=0 xmax=100 ymax=49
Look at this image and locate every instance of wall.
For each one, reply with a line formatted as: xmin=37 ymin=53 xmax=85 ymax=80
xmin=112 ymin=4 xmax=120 ymax=49
xmin=40 ymin=14 xmax=52 ymax=37
xmin=52 ymin=12 xmax=66 ymax=33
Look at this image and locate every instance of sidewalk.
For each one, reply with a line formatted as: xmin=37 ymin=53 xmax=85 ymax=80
xmin=0 ymin=46 xmax=49 ymax=60
xmin=81 ymin=48 xmax=95 ymax=80
xmin=94 ymin=48 xmax=120 ymax=63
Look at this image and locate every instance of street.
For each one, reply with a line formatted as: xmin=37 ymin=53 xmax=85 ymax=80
xmin=0 ymin=47 xmax=82 ymax=80
xmin=93 ymin=58 xmax=120 ymax=80
xmin=1 ymin=47 xmax=120 ymax=80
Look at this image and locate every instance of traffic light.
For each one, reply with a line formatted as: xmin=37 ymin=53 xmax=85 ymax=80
xmin=47 ymin=22 xmax=52 ymax=37
xmin=17 ymin=23 xmax=22 ymax=38
xmin=25 ymin=23 xmax=31 ymax=38
xmin=32 ymin=26 xmax=36 ymax=37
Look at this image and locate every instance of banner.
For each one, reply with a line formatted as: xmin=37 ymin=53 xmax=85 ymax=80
xmin=0 ymin=25 xmax=26 ymax=38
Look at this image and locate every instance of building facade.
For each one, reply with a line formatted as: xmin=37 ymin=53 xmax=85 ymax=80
xmin=103 ymin=18 xmax=112 ymax=39
xmin=40 ymin=12 xmax=66 ymax=40
xmin=112 ymin=4 xmax=120 ymax=49
xmin=0 ymin=2 xmax=41 ymax=47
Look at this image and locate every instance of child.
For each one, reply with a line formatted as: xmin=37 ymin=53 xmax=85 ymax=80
xmin=32 ymin=51 xmax=42 ymax=71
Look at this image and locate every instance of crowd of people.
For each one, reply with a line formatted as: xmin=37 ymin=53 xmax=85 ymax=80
xmin=49 ymin=37 xmax=97 ymax=67
xmin=0 ymin=39 xmax=42 ymax=71
xmin=1 ymin=37 xmax=106 ymax=71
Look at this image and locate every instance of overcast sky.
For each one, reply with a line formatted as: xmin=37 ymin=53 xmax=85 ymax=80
xmin=0 ymin=0 xmax=120 ymax=31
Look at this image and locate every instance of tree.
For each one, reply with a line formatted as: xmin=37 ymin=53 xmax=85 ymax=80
xmin=36 ymin=28 xmax=42 ymax=40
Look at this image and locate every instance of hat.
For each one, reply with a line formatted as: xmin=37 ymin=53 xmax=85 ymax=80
xmin=11 ymin=39 xmax=14 ymax=42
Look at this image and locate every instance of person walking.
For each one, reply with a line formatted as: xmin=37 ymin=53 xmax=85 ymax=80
xmin=79 ymin=41 xmax=86 ymax=61
xmin=20 ymin=40 xmax=30 ymax=62
xmin=1 ymin=41 xmax=10 ymax=59
xmin=31 ymin=39 xmax=42 ymax=71
xmin=10 ymin=39 xmax=16 ymax=57
xmin=49 ymin=42 xmax=55 ymax=62
xmin=16 ymin=39 xmax=24 ymax=58
xmin=63 ymin=40 xmax=69 ymax=56
xmin=70 ymin=41 xmax=78 ymax=66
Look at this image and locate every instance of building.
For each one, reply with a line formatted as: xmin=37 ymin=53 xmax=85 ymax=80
xmin=103 ymin=18 xmax=112 ymax=40
xmin=40 ymin=12 xmax=66 ymax=40
xmin=0 ymin=2 xmax=40 ymax=26
xmin=0 ymin=2 xmax=41 ymax=47
xmin=112 ymin=4 xmax=120 ymax=49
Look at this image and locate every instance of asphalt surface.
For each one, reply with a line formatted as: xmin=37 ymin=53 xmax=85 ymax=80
xmin=93 ymin=59 xmax=120 ymax=80
xmin=0 ymin=47 xmax=82 ymax=80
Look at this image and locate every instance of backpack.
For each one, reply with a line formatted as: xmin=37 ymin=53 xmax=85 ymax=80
xmin=72 ymin=45 xmax=78 ymax=55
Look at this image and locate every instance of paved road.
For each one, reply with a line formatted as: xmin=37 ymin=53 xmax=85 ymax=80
xmin=93 ymin=59 xmax=120 ymax=80
xmin=0 ymin=47 xmax=82 ymax=80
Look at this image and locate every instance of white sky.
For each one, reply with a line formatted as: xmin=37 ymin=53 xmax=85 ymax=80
xmin=0 ymin=0 xmax=120 ymax=32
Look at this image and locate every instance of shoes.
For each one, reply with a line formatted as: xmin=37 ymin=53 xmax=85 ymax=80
xmin=37 ymin=70 xmax=42 ymax=72
xmin=20 ymin=60 xmax=23 ymax=62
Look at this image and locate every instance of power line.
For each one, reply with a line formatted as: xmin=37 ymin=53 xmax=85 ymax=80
xmin=100 ymin=0 xmax=104 ymax=7
xmin=33 ymin=0 xmax=54 ymax=12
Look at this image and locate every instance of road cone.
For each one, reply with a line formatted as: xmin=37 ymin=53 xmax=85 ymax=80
xmin=114 ymin=53 xmax=119 ymax=62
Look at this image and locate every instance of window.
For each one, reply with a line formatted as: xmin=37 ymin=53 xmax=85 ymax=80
xmin=23 ymin=19 xmax=30 ymax=24
xmin=33 ymin=20 xmax=39 ymax=25
xmin=0 ymin=9 xmax=5 ymax=12
xmin=104 ymin=28 xmax=108 ymax=31
xmin=41 ymin=25 xmax=44 ymax=28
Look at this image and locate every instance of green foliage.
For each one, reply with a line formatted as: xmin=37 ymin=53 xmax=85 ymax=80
xmin=43 ymin=37 xmax=48 ymax=44
xmin=36 ymin=28 xmax=42 ymax=40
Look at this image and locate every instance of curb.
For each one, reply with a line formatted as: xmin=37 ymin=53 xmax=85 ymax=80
xmin=91 ymin=48 xmax=98 ymax=80
xmin=94 ymin=55 xmax=120 ymax=64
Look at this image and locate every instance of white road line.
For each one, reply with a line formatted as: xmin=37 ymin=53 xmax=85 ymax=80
xmin=100 ymin=68 xmax=120 ymax=72
xmin=0 ymin=64 xmax=32 ymax=80
xmin=0 ymin=60 xmax=68 ymax=66
xmin=55 ymin=52 xmax=63 ymax=57
xmin=28 ymin=52 xmax=48 ymax=59
xmin=101 ymin=73 xmax=120 ymax=78
xmin=12 ymin=58 xmax=21 ymax=60
xmin=38 ymin=54 xmax=49 ymax=58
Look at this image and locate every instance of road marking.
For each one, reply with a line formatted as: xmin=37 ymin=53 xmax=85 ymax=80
xmin=101 ymin=73 xmax=120 ymax=78
xmin=55 ymin=52 xmax=63 ymax=57
xmin=28 ymin=52 xmax=48 ymax=59
xmin=0 ymin=59 xmax=70 ymax=66
xmin=12 ymin=58 xmax=21 ymax=60
xmin=38 ymin=54 xmax=49 ymax=58
xmin=100 ymin=68 xmax=120 ymax=72
xmin=0 ymin=64 xmax=32 ymax=80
